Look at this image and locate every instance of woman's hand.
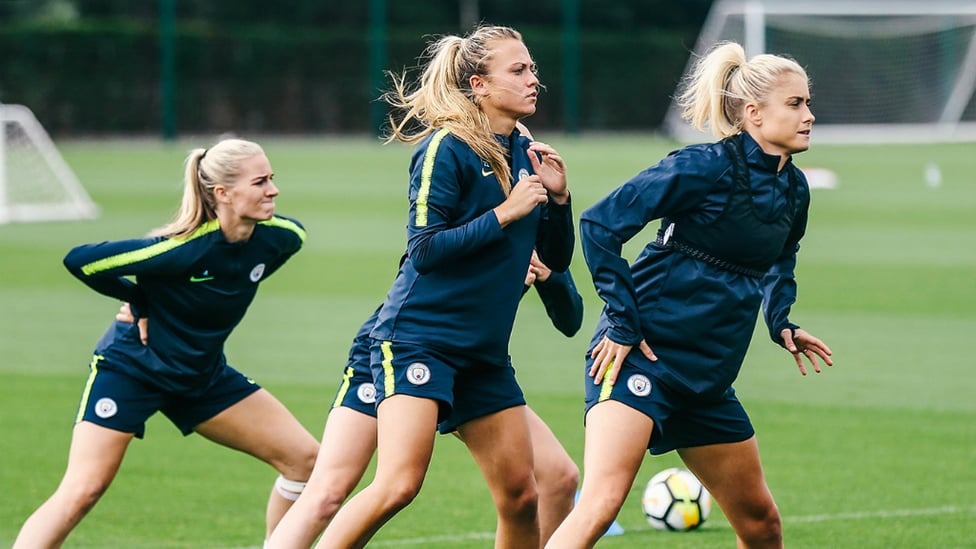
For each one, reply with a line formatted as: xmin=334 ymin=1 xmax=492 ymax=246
xmin=589 ymin=335 xmax=656 ymax=386
xmin=526 ymin=250 xmax=552 ymax=284
xmin=527 ymin=141 xmax=568 ymax=204
xmin=493 ymin=175 xmax=548 ymax=227
xmin=116 ymin=302 xmax=149 ymax=346
xmin=780 ymin=327 xmax=832 ymax=375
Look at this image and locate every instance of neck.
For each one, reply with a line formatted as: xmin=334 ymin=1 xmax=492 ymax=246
xmin=216 ymin=212 xmax=256 ymax=242
xmin=487 ymin=113 xmax=516 ymax=137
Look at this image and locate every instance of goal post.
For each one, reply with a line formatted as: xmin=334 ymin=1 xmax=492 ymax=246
xmin=666 ymin=0 xmax=976 ymax=144
xmin=0 ymin=103 xmax=99 ymax=224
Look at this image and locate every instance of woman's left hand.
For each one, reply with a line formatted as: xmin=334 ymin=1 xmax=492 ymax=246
xmin=526 ymin=141 xmax=568 ymax=204
xmin=780 ymin=327 xmax=833 ymax=375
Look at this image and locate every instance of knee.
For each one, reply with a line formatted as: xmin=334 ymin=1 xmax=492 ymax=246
xmin=377 ymin=477 xmax=424 ymax=513
xmin=548 ymin=461 xmax=580 ymax=501
xmin=575 ymin=490 xmax=626 ymax=530
xmin=276 ymin=442 xmax=319 ymax=481
xmin=60 ymin=478 xmax=111 ymax=515
xmin=308 ymin=488 xmax=348 ymax=523
xmin=739 ymin=505 xmax=783 ymax=547
xmin=496 ymin=477 xmax=539 ymax=522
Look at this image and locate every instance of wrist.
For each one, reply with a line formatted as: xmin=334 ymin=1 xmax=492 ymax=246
xmin=549 ymin=190 xmax=570 ymax=205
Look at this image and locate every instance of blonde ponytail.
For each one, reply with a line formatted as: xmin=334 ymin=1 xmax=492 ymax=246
xmin=677 ymin=41 xmax=808 ymax=138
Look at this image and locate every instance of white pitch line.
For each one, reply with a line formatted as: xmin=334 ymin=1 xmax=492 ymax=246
xmin=363 ymin=504 xmax=976 ymax=546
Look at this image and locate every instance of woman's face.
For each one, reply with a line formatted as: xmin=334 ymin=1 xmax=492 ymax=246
xmin=473 ymin=38 xmax=539 ymax=131
xmin=219 ymin=153 xmax=278 ymax=222
xmin=747 ymin=71 xmax=815 ymax=158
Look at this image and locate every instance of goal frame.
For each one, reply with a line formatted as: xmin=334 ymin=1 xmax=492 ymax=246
xmin=0 ymin=103 xmax=99 ymax=224
xmin=665 ymin=0 xmax=976 ymax=144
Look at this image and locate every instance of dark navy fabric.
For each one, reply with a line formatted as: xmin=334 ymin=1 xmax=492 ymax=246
xmin=63 ymin=215 xmax=304 ymax=396
xmin=371 ymin=127 xmax=574 ymax=365
xmin=581 ymin=132 xmax=810 ymax=400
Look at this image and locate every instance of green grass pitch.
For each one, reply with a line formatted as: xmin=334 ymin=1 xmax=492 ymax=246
xmin=1 ymin=134 xmax=974 ymax=548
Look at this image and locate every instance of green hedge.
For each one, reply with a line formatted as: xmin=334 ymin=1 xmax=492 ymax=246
xmin=0 ymin=20 xmax=695 ymax=135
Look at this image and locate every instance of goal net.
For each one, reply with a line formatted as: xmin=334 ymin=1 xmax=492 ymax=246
xmin=666 ymin=0 xmax=976 ymax=144
xmin=0 ymin=103 xmax=99 ymax=223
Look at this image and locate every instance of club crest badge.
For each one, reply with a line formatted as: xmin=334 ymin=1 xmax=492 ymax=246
xmin=95 ymin=397 xmax=118 ymax=418
xmin=518 ymin=168 xmax=530 ymax=181
xmin=627 ymin=374 xmax=652 ymax=397
xmin=249 ymin=263 xmax=266 ymax=282
xmin=357 ymin=383 xmax=377 ymax=404
xmin=406 ymin=362 xmax=431 ymax=385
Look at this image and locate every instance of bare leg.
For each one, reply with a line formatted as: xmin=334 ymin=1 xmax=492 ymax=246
xmin=545 ymin=401 xmax=652 ymax=549
xmin=266 ymin=407 xmax=377 ymax=549
xmin=13 ymin=422 xmax=134 ymax=549
xmin=313 ymin=394 xmax=439 ymax=549
xmin=458 ymin=405 xmax=540 ymax=549
xmin=194 ymin=388 xmax=319 ymax=540
xmin=678 ymin=437 xmax=782 ymax=549
xmin=524 ymin=406 xmax=578 ymax=545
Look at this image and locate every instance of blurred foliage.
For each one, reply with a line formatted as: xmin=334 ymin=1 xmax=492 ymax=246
xmin=0 ymin=0 xmax=712 ymax=135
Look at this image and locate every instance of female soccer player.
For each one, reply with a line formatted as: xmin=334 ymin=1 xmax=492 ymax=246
xmin=545 ymin=42 xmax=833 ymax=549
xmin=12 ymin=138 xmax=320 ymax=549
xmin=314 ymin=25 xmax=574 ymax=549
xmin=266 ymin=250 xmax=583 ymax=548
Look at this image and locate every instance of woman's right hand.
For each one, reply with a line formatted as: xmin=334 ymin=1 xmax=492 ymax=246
xmin=116 ymin=302 xmax=149 ymax=345
xmin=589 ymin=335 xmax=656 ymax=386
xmin=493 ymin=175 xmax=548 ymax=227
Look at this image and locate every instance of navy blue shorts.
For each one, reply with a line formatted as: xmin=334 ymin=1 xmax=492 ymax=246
xmin=76 ymin=355 xmax=261 ymax=438
xmin=370 ymin=341 xmax=525 ymax=432
xmin=330 ymin=356 xmax=378 ymax=418
xmin=583 ymin=353 xmax=754 ymax=455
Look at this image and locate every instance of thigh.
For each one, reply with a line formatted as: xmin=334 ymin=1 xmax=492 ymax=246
xmin=373 ymin=394 xmax=439 ymax=484
xmin=458 ymin=405 xmax=535 ymax=491
xmin=194 ymin=388 xmax=318 ymax=471
xmin=678 ymin=437 xmax=776 ymax=526
xmin=63 ymin=421 xmax=135 ymax=489
xmin=524 ymin=406 xmax=575 ymax=483
xmin=310 ymin=407 xmax=377 ymax=492
xmin=579 ymin=401 xmax=652 ymax=498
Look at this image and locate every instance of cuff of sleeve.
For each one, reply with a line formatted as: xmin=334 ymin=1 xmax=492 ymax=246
xmin=772 ymin=322 xmax=800 ymax=347
xmin=607 ymin=325 xmax=641 ymax=347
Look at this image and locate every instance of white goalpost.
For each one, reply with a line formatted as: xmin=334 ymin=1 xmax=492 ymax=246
xmin=0 ymin=103 xmax=99 ymax=224
xmin=666 ymin=0 xmax=976 ymax=144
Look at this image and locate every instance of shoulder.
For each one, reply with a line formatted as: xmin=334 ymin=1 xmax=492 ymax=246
xmin=257 ymin=215 xmax=306 ymax=245
xmin=647 ymin=141 xmax=731 ymax=182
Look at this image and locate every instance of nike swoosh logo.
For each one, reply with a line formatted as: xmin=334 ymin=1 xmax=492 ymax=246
xmin=482 ymin=168 xmax=494 ymax=177
xmin=190 ymin=275 xmax=215 ymax=282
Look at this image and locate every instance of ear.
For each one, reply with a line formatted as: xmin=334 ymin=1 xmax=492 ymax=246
xmin=213 ymin=184 xmax=232 ymax=204
xmin=470 ymin=74 xmax=488 ymax=99
xmin=744 ymin=102 xmax=762 ymax=127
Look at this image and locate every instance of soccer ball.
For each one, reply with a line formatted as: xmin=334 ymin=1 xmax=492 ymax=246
xmin=641 ymin=467 xmax=712 ymax=531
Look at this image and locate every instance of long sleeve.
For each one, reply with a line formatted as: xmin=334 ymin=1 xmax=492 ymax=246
xmin=533 ymin=269 xmax=584 ymax=337
xmin=534 ymin=198 xmax=575 ymax=273
xmin=762 ymin=167 xmax=811 ymax=345
xmin=406 ymin=131 xmax=507 ymax=275
xmin=580 ymin=147 xmax=725 ymax=346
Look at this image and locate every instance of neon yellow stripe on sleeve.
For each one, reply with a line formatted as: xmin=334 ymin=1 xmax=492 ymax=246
xmin=380 ymin=341 xmax=396 ymax=397
xmin=259 ymin=216 xmax=306 ymax=242
xmin=75 ymin=354 xmax=104 ymax=424
xmin=80 ymin=220 xmax=221 ymax=276
xmin=415 ymin=128 xmax=451 ymax=227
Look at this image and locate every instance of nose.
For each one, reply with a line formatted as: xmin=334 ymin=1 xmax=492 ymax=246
xmin=266 ymin=181 xmax=279 ymax=197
